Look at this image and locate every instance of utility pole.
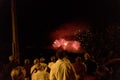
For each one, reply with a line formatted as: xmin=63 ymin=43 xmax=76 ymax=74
xmin=11 ymin=0 xmax=20 ymax=64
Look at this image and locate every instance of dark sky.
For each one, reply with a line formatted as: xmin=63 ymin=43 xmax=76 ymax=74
xmin=0 ymin=0 xmax=120 ymax=53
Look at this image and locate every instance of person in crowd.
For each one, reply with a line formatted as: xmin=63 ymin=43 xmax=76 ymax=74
xmin=73 ymin=56 xmax=86 ymax=80
xmin=33 ymin=63 xmax=50 ymax=80
xmin=40 ymin=57 xmax=48 ymax=72
xmin=48 ymin=56 xmax=56 ymax=69
xmin=4 ymin=55 xmax=19 ymax=80
xmin=30 ymin=58 xmax=40 ymax=80
xmin=23 ymin=59 xmax=31 ymax=80
xmin=83 ymin=52 xmax=98 ymax=80
xmin=11 ymin=66 xmax=26 ymax=80
xmin=50 ymin=48 xmax=76 ymax=80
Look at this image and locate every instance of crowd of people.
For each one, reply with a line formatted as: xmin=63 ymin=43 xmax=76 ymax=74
xmin=0 ymin=48 xmax=114 ymax=80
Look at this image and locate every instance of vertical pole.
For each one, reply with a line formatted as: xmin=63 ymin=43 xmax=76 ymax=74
xmin=11 ymin=0 xmax=20 ymax=64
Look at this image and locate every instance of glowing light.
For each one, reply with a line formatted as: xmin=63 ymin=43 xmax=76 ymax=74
xmin=64 ymin=42 xmax=68 ymax=46
xmin=52 ymin=38 xmax=81 ymax=53
xmin=72 ymin=41 xmax=80 ymax=50
xmin=50 ymin=22 xmax=89 ymax=53
xmin=52 ymin=40 xmax=61 ymax=48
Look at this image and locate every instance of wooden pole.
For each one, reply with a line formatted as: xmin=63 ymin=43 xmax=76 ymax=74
xmin=11 ymin=0 xmax=20 ymax=64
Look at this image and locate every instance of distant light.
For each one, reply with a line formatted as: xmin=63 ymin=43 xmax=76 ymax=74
xmin=52 ymin=38 xmax=81 ymax=53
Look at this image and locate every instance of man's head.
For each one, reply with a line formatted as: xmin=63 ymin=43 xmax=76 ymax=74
xmin=84 ymin=52 xmax=90 ymax=60
xmin=56 ymin=48 xmax=66 ymax=59
xmin=24 ymin=59 xmax=30 ymax=65
xmin=33 ymin=58 xmax=39 ymax=65
xmin=9 ymin=55 xmax=15 ymax=62
xmin=40 ymin=57 xmax=45 ymax=63
xmin=50 ymin=56 xmax=56 ymax=62
xmin=75 ymin=56 xmax=82 ymax=62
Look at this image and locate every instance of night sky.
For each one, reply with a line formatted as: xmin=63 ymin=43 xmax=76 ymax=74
xmin=0 ymin=0 xmax=120 ymax=60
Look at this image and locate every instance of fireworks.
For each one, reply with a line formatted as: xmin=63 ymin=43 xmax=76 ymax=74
xmin=52 ymin=38 xmax=81 ymax=53
xmin=50 ymin=22 xmax=90 ymax=53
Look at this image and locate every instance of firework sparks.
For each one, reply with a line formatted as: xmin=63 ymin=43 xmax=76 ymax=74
xmin=52 ymin=38 xmax=81 ymax=53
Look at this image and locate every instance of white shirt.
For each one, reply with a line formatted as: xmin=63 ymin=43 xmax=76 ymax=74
xmin=50 ymin=59 xmax=76 ymax=80
xmin=31 ymin=65 xmax=38 ymax=80
xmin=48 ymin=62 xmax=55 ymax=69
xmin=33 ymin=70 xmax=49 ymax=80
